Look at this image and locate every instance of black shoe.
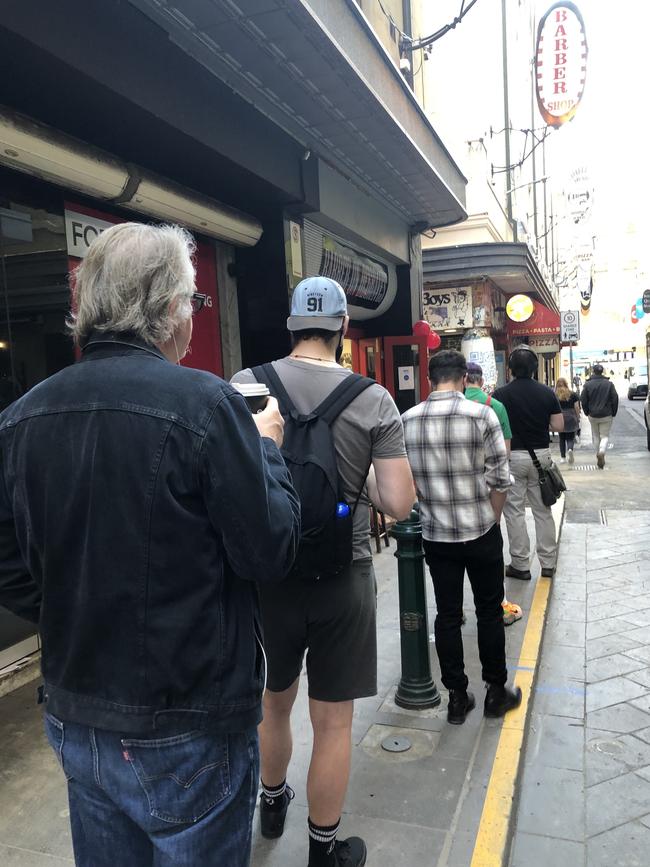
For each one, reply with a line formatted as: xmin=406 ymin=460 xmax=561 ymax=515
xmin=447 ymin=690 xmax=476 ymax=725
xmin=484 ymin=684 xmax=523 ymax=718
xmin=597 ymin=452 xmax=605 ymax=469
xmin=260 ymin=785 xmax=295 ymax=839
xmin=332 ymin=837 xmax=367 ymax=866
xmin=505 ymin=564 xmax=532 ymax=581
xmin=541 ymin=567 xmax=556 ymax=578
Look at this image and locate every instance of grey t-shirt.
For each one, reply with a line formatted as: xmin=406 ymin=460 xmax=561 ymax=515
xmin=232 ymin=358 xmax=406 ymax=559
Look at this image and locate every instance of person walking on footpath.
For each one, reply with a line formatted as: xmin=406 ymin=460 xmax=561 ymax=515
xmin=0 ymin=223 xmax=301 ymax=867
xmin=465 ymin=362 xmax=522 ymax=626
xmin=581 ymin=363 xmax=619 ymax=469
xmin=555 ymin=377 xmax=581 ymax=465
xmin=232 ymin=276 xmax=414 ymax=867
xmin=493 ymin=345 xmax=564 ymax=581
xmin=403 ymin=350 xmax=522 ymax=726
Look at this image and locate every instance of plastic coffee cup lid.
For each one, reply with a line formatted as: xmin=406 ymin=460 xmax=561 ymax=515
xmin=232 ymin=382 xmax=270 ymax=397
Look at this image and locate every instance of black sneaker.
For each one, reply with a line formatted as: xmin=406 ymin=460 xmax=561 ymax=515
xmin=484 ymin=684 xmax=522 ymax=718
xmin=447 ymin=690 xmax=476 ymax=725
xmin=541 ymin=567 xmax=556 ymax=578
xmin=332 ymin=837 xmax=367 ymax=866
xmin=505 ymin=564 xmax=532 ymax=581
xmin=260 ymin=785 xmax=295 ymax=839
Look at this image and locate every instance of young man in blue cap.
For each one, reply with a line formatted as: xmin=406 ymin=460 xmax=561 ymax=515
xmin=233 ymin=276 xmax=415 ymax=867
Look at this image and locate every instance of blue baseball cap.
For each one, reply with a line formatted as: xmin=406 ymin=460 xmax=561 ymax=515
xmin=287 ymin=276 xmax=348 ymax=332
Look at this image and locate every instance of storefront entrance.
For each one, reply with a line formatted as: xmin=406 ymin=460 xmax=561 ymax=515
xmin=345 ymin=333 xmax=429 ymax=412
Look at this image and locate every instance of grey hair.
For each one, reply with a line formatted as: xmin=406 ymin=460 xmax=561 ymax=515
xmin=70 ymin=222 xmax=196 ymax=345
xmin=466 ymin=372 xmax=483 ymax=384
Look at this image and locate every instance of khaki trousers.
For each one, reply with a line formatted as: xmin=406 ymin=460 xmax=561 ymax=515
xmin=589 ymin=416 xmax=613 ymax=455
xmin=503 ymin=449 xmax=557 ymax=571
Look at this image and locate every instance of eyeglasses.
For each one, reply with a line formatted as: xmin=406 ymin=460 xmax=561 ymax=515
xmin=190 ymin=293 xmax=208 ymax=315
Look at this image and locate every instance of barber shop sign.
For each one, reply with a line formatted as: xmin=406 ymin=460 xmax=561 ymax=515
xmin=535 ymin=3 xmax=588 ymax=128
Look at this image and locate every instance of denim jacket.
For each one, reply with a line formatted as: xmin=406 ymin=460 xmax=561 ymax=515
xmin=0 ymin=333 xmax=300 ymax=734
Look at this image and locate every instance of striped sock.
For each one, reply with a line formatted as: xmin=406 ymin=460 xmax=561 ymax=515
xmin=261 ymin=779 xmax=286 ymax=808
xmin=308 ymin=817 xmax=340 ymax=866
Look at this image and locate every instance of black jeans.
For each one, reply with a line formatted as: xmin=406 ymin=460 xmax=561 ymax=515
xmin=423 ymin=524 xmax=507 ymax=691
xmin=558 ymin=432 xmax=576 ymax=458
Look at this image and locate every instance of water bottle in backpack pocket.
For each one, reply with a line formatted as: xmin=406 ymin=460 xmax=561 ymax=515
xmin=252 ymin=364 xmax=374 ymax=579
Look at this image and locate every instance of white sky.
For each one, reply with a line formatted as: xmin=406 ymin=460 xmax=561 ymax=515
xmin=541 ymin=0 xmax=650 ymax=349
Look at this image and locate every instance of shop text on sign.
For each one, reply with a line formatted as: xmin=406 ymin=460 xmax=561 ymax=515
xmin=535 ymin=3 xmax=588 ymax=128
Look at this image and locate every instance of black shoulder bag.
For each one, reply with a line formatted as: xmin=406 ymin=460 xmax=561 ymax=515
xmin=521 ymin=439 xmax=567 ymax=507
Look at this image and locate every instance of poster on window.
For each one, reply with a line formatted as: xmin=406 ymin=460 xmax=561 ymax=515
xmin=423 ymin=287 xmax=471 ymax=329
xmin=398 ymin=366 xmax=415 ymax=390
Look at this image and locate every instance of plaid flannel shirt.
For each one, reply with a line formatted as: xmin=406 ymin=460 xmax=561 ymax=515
xmin=402 ymin=391 xmax=511 ymax=543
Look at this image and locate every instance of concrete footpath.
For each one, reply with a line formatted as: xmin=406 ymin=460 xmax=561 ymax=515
xmin=509 ymin=402 xmax=650 ymax=866
xmin=0 ymin=519 xmax=557 ymax=866
xmin=0 ymin=402 xmax=647 ymax=865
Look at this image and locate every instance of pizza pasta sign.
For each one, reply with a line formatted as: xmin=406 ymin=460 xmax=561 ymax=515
xmin=535 ymin=3 xmax=588 ymax=128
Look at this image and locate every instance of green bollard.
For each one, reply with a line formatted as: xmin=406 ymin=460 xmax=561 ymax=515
xmin=390 ymin=506 xmax=441 ymax=710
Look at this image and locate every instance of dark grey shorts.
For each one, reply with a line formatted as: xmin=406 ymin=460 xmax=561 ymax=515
xmin=258 ymin=557 xmax=377 ymax=702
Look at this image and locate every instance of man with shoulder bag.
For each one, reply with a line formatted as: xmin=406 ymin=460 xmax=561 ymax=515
xmin=493 ymin=345 xmax=564 ymax=580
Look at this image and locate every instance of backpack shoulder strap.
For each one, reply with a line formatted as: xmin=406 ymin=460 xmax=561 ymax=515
xmin=315 ymin=373 xmax=375 ymax=426
xmin=251 ymin=363 xmax=296 ymax=416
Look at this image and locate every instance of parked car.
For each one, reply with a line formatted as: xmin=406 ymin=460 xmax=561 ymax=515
xmin=645 ymin=391 xmax=650 ymax=451
xmin=627 ymin=364 xmax=648 ymax=400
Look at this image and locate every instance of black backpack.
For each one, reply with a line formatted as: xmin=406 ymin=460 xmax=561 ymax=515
xmin=252 ymin=363 xmax=374 ymax=579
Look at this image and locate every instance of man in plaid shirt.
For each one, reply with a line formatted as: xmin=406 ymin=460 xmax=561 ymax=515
xmin=403 ymin=350 xmax=522 ymax=725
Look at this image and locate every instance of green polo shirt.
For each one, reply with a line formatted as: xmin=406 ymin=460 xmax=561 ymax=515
xmin=465 ymin=386 xmax=512 ymax=440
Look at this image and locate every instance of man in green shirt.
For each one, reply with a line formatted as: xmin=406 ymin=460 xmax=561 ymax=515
xmin=465 ymin=362 xmax=511 ymax=448
xmin=465 ymin=362 xmax=521 ymax=626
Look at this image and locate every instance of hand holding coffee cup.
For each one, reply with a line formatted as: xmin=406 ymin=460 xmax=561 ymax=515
xmin=232 ymin=382 xmax=271 ymax=414
xmin=252 ymin=396 xmax=284 ymax=447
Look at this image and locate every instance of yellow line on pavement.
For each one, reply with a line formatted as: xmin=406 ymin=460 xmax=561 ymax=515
xmin=470 ymin=575 xmax=552 ymax=867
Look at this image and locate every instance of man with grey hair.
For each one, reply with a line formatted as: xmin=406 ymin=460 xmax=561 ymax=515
xmin=0 ymin=222 xmax=300 ymax=866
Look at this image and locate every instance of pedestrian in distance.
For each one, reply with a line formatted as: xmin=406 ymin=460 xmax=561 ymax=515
xmin=232 ymin=276 xmax=415 ymax=867
xmin=555 ymin=377 xmax=581 ymax=465
xmin=465 ymin=362 xmax=522 ymax=627
xmin=403 ymin=350 xmax=522 ymax=726
xmin=580 ymin=363 xmax=619 ymax=469
xmin=0 ymin=222 xmax=301 ymax=867
xmin=493 ymin=345 xmax=564 ymax=581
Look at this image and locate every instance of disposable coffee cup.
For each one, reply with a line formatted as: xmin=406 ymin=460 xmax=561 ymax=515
xmin=233 ymin=382 xmax=270 ymax=414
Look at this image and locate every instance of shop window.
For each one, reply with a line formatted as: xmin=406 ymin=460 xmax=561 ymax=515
xmin=0 ymin=191 xmax=72 ymax=669
xmin=0 ymin=199 xmax=73 ymax=405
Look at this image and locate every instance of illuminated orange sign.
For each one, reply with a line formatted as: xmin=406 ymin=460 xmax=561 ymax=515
xmin=535 ymin=3 xmax=588 ymax=128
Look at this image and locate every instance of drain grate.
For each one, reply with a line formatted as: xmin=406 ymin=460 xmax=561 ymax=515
xmin=573 ymin=465 xmax=598 ymax=471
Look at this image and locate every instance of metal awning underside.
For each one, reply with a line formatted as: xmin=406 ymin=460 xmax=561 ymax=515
xmin=422 ymin=242 xmax=560 ymax=313
xmin=128 ymin=0 xmax=467 ymax=228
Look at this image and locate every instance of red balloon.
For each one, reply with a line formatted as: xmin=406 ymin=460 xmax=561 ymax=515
xmin=427 ymin=331 xmax=441 ymax=350
xmin=412 ymin=319 xmax=431 ymax=337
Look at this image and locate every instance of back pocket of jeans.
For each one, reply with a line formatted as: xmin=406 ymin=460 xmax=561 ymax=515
xmin=44 ymin=712 xmax=72 ymax=781
xmin=121 ymin=730 xmax=231 ymax=824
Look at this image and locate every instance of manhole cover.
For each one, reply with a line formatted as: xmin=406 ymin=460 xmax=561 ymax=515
xmin=565 ymin=509 xmax=601 ymax=523
xmin=381 ymin=735 xmax=412 ymax=753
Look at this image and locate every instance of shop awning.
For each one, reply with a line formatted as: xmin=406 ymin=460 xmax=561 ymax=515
xmin=127 ymin=0 xmax=467 ymax=229
xmin=507 ymin=300 xmax=560 ymax=337
xmin=422 ymin=242 xmax=560 ymax=313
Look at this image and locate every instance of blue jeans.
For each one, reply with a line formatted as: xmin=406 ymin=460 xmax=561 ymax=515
xmin=44 ymin=713 xmax=259 ymax=866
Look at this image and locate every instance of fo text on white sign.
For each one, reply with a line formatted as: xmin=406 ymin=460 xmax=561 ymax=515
xmin=65 ymin=210 xmax=115 ymax=259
